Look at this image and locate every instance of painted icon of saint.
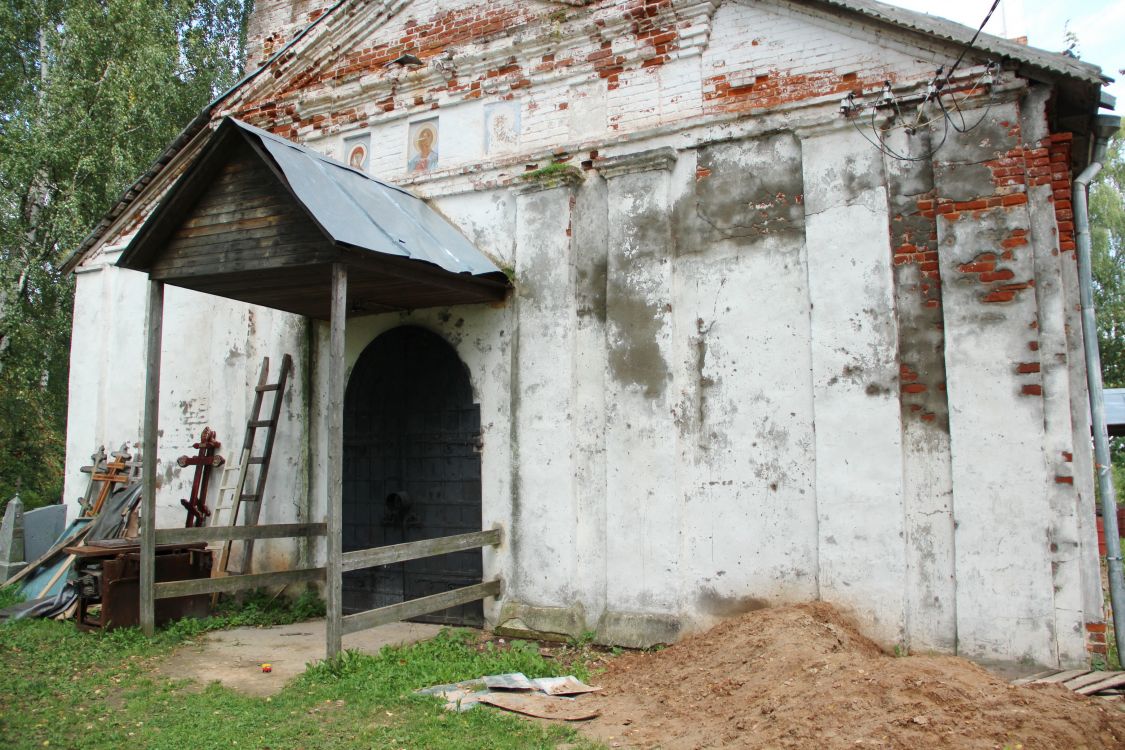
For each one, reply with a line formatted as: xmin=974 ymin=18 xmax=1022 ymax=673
xmin=407 ymin=122 xmax=439 ymax=173
xmin=348 ymin=144 xmax=367 ymax=169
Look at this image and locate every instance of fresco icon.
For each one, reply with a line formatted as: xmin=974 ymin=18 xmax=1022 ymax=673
xmin=484 ymin=102 xmax=520 ymax=154
xmin=344 ymin=133 xmax=370 ymax=171
xmin=407 ymin=119 xmax=439 ymax=174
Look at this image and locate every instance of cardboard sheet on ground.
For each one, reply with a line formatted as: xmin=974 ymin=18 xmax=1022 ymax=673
xmin=532 ymin=675 xmax=603 ymax=695
xmin=416 ymin=673 xmax=601 ymax=715
xmin=483 ymin=672 xmax=534 ymax=690
xmin=479 ymin=692 xmax=600 ymax=721
xmin=415 ymin=680 xmax=491 ymax=712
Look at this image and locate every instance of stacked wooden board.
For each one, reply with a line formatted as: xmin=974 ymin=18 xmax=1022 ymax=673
xmin=1012 ymin=669 xmax=1125 ymax=701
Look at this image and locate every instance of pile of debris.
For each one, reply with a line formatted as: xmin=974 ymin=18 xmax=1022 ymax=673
xmin=418 ymin=672 xmax=602 ymax=720
xmin=0 ymin=444 xmax=145 ymax=621
xmin=0 ymin=355 xmax=293 ymax=630
xmin=578 ymin=603 xmax=1124 ymax=749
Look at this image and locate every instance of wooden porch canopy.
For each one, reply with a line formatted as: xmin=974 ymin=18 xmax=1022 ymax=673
xmin=118 ymin=117 xmax=509 ymax=656
xmin=118 ymin=117 xmax=509 ymax=317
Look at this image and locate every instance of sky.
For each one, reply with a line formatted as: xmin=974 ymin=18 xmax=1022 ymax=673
xmin=886 ymin=0 xmax=1124 ymax=108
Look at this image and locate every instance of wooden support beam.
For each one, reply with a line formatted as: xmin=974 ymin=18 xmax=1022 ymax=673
xmin=140 ymin=280 xmax=164 ymax=636
xmin=155 ymin=567 xmax=325 ymax=599
xmin=341 ymin=527 xmax=502 ymax=572
xmin=154 ymin=522 xmax=327 ymax=545
xmin=341 ymin=579 xmax=502 ymax=636
xmin=326 ymin=263 xmax=346 ymax=658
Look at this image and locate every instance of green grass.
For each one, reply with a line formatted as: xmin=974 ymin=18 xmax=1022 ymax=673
xmin=0 ymin=602 xmax=603 ymax=750
xmin=0 ymin=584 xmax=25 ymax=609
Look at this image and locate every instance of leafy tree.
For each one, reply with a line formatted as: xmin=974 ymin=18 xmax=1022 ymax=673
xmin=0 ymin=0 xmax=252 ymax=509
xmin=1089 ymin=122 xmax=1125 ymax=493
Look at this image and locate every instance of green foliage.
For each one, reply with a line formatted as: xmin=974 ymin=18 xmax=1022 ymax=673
xmin=0 ymin=0 xmax=252 ymax=510
xmin=0 ymin=582 xmax=24 ymax=608
xmin=567 ymin=629 xmax=597 ymax=648
xmin=0 ymin=618 xmax=603 ymax=749
xmin=1090 ymin=123 xmax=1125 ymax=492
xmin=303 ymin=628 xmax=586 ymax=693
xmin=160 ymin=588 xmax=328 ymax=639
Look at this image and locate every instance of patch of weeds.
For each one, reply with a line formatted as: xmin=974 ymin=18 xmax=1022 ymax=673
xmin=520 ymin=161 xmax=581 ymax=188
xmin=303 ymin=627 xmax=586 ymax=695
xmin=0 ymin=583 xmax=25 ymax=608
xmin=1108 ymin=620 xmax=1122 ymax=671
xmin=568 ymin=629 xmax=597 ymax=648
xmin=160 ymin=587 xmax=327 ymax=640
xmin=893 ymin=644 xmax=908 ymax=657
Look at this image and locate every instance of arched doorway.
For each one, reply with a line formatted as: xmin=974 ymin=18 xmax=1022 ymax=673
xmin=342 ymin=326 xmax=484 ymax=626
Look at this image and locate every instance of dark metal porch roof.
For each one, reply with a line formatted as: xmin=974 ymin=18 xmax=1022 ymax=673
xmin=116 ymin=118 xmax=509 ymax=319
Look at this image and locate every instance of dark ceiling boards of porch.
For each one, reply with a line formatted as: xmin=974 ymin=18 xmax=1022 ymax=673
xmin=117 ymin=118 xmax=509 ymax=318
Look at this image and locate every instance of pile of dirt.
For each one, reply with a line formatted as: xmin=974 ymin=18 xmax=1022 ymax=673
xmin=578 ymin=603 xmax=1123 ymax=749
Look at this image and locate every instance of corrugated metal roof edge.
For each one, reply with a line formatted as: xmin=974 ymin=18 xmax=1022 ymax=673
xmin=807 ymin=0 xmax=1108 ymax=86
xmin=238 ymin=118 xmax=503 ymax=276
xmin=240 ymin=119 xmax=416 ymax=199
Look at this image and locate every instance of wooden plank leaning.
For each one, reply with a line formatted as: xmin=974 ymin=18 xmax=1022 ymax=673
xmin=1033 ymin=669 xmax=1090 ymax=684
xmin=341 ymin=579 xmax=502 ymax=636
xmin=155 ymin=523 xmax=327 ymax=545
xmin=1076 ymin=672 xmax=1125 ymax=695
xmin=1063 ymin=671 xmax=1116 ymax=690
xmin=154 ymin=566 xmax=325 ymax=599
xmin=341 ymin=527 xmax=502 ymax=572
xmin=3 ymin=523 xmax=90 ymax=587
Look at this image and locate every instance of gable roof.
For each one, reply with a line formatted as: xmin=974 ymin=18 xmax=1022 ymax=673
xmin=117 ymin=118 xmax=508 ymax=318
xmin=63 ymin=0 xmax=1112 ymax=274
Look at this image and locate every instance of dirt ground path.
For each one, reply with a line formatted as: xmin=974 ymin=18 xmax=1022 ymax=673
xmin=574 ymin=604 xmax=1124 ymax=749
xmin=155 ymin=618 xmax=443 ymax=696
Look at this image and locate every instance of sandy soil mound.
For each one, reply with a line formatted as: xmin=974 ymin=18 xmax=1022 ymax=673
xmin=578 ymin=603 xmax=1123 ymax=749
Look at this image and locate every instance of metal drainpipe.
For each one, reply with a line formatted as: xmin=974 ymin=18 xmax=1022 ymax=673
xmin=1074 ymin=112 xmax=1124 ymax=658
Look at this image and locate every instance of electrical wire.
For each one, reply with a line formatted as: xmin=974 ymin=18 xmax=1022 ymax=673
xmin=849 ymin=102 xmax=950 ymax=163
xmin=848 ymin=57 xmax=1000 ymax=161
xmin=941 ymin=0 xmax=1003 ymax=89
xmin=843 ymin=1 xmax=1006 ymax=162
xmin=936 ymin=70 xmax=998 ymax=134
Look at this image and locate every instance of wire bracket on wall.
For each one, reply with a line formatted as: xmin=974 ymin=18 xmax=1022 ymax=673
xmin=840 ymin=61 xmax=1003 ymax=163
xmin=842 ymin=0 xmax=1005 ymax=163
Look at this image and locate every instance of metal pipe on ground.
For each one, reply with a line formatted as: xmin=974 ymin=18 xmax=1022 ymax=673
xmin=1074 ymin=112 xmax=1125 ymax=657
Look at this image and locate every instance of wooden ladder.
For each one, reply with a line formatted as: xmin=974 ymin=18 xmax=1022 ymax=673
xmin=215 ymin=354 xmax=293 ymax=577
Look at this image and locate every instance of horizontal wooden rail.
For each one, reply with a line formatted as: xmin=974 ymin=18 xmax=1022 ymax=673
xmin=154 ymin=522 xmax=327 ymax=545
xmin=341 ymin=579 xmax=502 ymax=635
xmin=340 ymin=527 xmax=502 ymax=573
xmin=154 ymin=567 xmax=325 ymax=599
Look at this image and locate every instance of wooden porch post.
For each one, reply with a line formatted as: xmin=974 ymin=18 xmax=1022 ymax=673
xmin=326 ymin=263 xmax=347 ymax=657
xmin=140 ymin=280 xmax=164 ymax=636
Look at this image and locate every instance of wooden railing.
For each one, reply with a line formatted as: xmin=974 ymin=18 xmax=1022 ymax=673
xmin=338 ymin=526 xmax=503 ymax=636
xmin=146 ymin=522 xmax=502 ymax=646
xmin=149 ymin=523 xmax=326 ymax=600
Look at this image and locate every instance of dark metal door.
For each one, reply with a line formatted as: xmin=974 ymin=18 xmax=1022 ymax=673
xmin=342 ymin=326 xmax=483 ymax=626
